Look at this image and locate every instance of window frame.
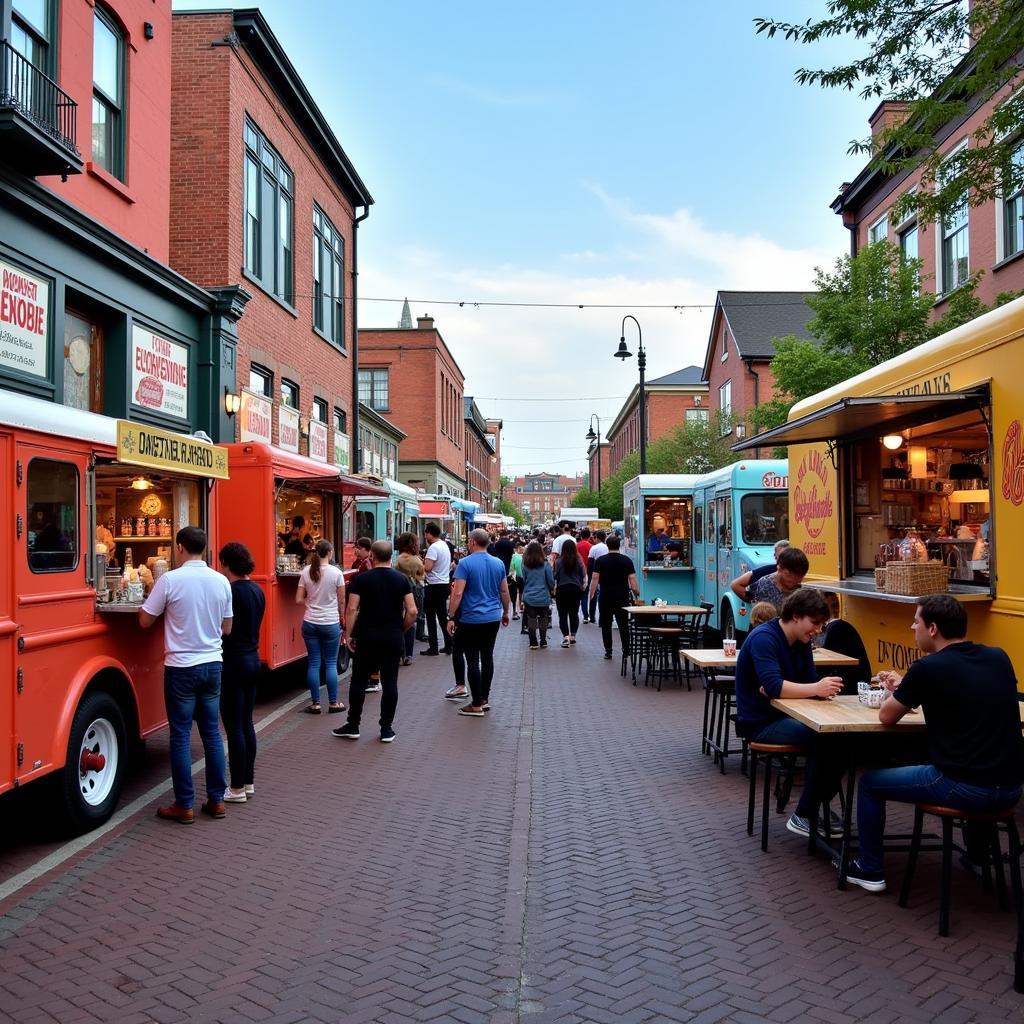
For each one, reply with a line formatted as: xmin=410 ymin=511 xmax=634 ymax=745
xmin=719 ymin=379 xmax=732 ymax=435
xmin=12 ymin=0 xmax=56 ymax=78
xmin=280 ymin=378 xmax=299 ymax=409
xmin=998 ymin=136 xmax=1024 ymax=263
xmin=312 ymin=204 xmax=346 ymax=348
xmin=936 ymin=141 xmax=970 ymax=296
xmin=311 ymin=396 xmax=327 ymax=423
xmin=91 ymin=4 xmax=126 ymax=181
xmin=867 ymin=213 xmax=889 ymax=245
xmin=27 ymin=457 xmax=80 ymax=574
xmin=685 ymin=407 xmax=709 ymax=425
xmin=333 ymin=407 xmax=347 ymax=434
xmin=358 ymin=368 xmax=389 ymax=412
xmin=249 ymin=363 xmax=273 ymax=397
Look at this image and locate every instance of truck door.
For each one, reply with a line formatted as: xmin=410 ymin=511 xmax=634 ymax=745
xmin=14 ymin=443 xmax=91 ymax=782
xmin=0 ymin=433 xmax=14 ymax=794
xmin=716 ymin=494 xmax=733 ymax=607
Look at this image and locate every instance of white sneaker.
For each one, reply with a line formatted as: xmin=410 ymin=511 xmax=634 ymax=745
xmin=224 ymin=787 xmax=247 ymax=803
xmin=244 ymin=785 xmax=255 ymax=797
xmin=560 ymin=638 xmax=570 ymax=648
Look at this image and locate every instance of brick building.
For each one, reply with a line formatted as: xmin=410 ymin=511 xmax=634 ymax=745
xmin=604 ymin=366 xmax=708 ymax=477
xmin=832 ymin=86 xmax=1024 ymax=310
xmin=0 ymin=0 xmax=242 ymax=437
xmin=701 ymin=291 xmax=815 ymax=454
xmin=358 ymin=315 xmax=467 ymax=496
xmin=464 ymin=399 xmax=497 ymax=509
xmin=170 ymin=9 xmax=372 ymax=452
xmin=587 ymin=441 xmax=611 ymax=493
xmin=485 ymin=417 xmax=503 ymax=505
xmin=357 ymin=403 xmax=404 ymax=481
xmin=502 ymin=473 xmax=585 ymax=522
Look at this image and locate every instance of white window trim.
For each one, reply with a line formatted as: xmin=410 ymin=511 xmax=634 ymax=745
xmin=892 ymin=186 xmax=917 ymax=231
xmin=935 ymin=138 xmax=970 ymax=296
xmin=995 ymin=135 xmax=1024 ymax=264
xmin=868 ymin=213 xmax=889 ymax=245
xmin=720 ymin=329 xmax=729 ymax=361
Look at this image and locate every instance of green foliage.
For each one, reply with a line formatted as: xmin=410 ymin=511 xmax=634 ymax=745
xmin=926 ymin=272 xmax=991 ymax=339
xmin=755 ymin=1 xmax=1024 ymax=225
xmin=495 ymin=498 xmax=526 ymax=525
xmin=768 ymin=337 xmax=862 ymax=404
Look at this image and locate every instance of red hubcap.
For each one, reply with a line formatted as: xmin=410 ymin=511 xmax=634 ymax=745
xmin=80 ymin=749 xmax=106 ymax=774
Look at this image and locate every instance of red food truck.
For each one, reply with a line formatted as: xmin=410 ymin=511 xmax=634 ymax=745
xmin=0 ymin=391 xmax=229 ymax=832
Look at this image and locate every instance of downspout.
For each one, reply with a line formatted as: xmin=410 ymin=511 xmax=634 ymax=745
xmin=745 ymin=358 xmax=760 ymax=459
xmin=351 ymin=204 xmax=370 ymax=472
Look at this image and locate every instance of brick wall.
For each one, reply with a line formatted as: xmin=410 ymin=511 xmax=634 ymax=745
xmin=703 ymin=316 xmax=777 ymax=441
xmin=605 ymin=389 xmax=709 ymax=476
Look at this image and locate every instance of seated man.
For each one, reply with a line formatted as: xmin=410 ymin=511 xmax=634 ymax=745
xmin=730 ymin=539 xmax=790 ymax=602
xmin=847 ymin=595 xmax=1024 ymax=893
xmin=748 ymin=545 xmax=808 ymax=614
xmin=646 ymin=524 xmax=672 ymax=561
xmin=735 ymin=588 xmax=845 ymax=837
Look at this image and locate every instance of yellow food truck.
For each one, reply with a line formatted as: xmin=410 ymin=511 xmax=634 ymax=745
xmin=735 ymin=295 xmax=1024 ymax=677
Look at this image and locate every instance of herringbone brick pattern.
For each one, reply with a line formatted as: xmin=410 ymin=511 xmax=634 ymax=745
xmin=1 ymin=622 xmax=1022 ymax=1022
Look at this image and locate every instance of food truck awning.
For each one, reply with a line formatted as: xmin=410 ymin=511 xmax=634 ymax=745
xmin=233 ymin=443 xmax=388 ymax=496
xmin=731 ymin=386 xmax=990 ymax=452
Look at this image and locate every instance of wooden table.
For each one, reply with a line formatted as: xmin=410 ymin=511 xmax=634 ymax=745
xmin=684 ymin=647 xmax=860 ymax=670
xmin=623 ymin=605 xmax=704 ymax=616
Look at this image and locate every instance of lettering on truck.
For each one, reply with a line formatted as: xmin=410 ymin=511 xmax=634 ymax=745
xmin=137 ymin=432 xmax=214 ymax=468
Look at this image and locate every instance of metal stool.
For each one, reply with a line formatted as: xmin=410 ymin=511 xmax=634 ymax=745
xmin=646 ymin=627 xmax=683 ymax=691
xmin=898 ymin=803 xmax=1023 ymax=940
xmin=747 ymin=742 xmax=807 ymax=851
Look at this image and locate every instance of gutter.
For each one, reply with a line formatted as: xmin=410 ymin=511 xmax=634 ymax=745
xmin=745 ymin=358 xmax=761 ymax=460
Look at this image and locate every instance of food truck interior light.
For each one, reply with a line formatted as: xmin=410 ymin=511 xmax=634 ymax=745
xmin=882 ymin=434 xmax=904 ymax=450
xmin=948 ymin=490 xmax=990 ymax=506
xmin=909 ymin=446 xmax=928 ymax=479
xmin=130 ymin=476 xmax=152 ymax=490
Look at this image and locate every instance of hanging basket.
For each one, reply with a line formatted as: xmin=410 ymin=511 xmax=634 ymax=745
xmin=884 ymin=560 xmax=949 ymax=597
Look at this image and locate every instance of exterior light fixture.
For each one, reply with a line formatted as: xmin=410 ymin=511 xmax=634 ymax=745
xmin=224 ymin=389 xmax=241 ymax=415
xmin=882 ymin=434 xmax=903 ymax=450
xmin=131 ymin=476 xmax=153 ymax=490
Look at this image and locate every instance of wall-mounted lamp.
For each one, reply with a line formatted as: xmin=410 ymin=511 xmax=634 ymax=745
xmin=131 ymin=476 xmax=153 ymax=491
xmin=144 ymin=21 xmax=155 ymax=40
xmin=882 ymin=434 xmax=904 ymax=450
xmin=224 ymin=389 xmax=241 ymax=416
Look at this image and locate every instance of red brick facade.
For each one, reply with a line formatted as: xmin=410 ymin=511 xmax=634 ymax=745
xmin=502 ymin=473 xmax=585 ymax=521
xmin=170 ymin=11 xmax=369 ymax=458
xmin=358 ymin=316 xmax=467 ymax=495
xmin=485 ymin=418 xmax=503 ymax=503
xmin=587 ymin=442 xmax=611 ymax=491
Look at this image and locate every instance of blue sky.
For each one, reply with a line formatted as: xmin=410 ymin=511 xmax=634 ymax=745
xmin=175 ymin=1 xmax=873 ymax=474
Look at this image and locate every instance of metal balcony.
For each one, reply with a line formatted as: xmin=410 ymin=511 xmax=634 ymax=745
xmin=0 ymin=39 xmax=82 ymax=179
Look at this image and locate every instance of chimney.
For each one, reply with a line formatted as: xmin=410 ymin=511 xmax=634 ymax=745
xmin=416 ymin=314 xmax=434 ymax=330
xmin=869 ymin=101 xmax=912 ymax=144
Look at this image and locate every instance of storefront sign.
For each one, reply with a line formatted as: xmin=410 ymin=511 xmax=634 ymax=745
xmin=793 ymin=449 xmax=834 ymax=552
xmin=0 ymin=258 xmax=49 ymax=378
xmin=131 ymin=326 xmax=189 ymax=419
xmin=116 ymin=420 xmax=228 ymax=480
xmin=279 ymin=404 xmax=299 ymax=453
xmin=334 ymin=431 xmax=350 ymax=474
xmin=239 ymin=390 xmax=272 ymax=444
xmin=309 ymin=419 xmax=328 ymax=462
xmin=419 ymin=500 xmax=450 ymax=517
xmin=1002 ymin=419 xmax=1024 ymax=506
xmin=761 ymin=471 xmax=788 ymax=489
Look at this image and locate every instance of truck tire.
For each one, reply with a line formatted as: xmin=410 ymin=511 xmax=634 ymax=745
xmin=720 ymin=602 xmax=748 ymax=649
xmin=59 ymin=691 xmax=127 ymax=834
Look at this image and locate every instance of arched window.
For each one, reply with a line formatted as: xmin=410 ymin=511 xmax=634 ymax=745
xmin=92 ymin=6 xmax=125 ymax=179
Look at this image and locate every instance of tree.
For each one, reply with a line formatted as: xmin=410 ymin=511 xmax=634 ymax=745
xmin=755 ymin=1 xmax=1024 ymax=225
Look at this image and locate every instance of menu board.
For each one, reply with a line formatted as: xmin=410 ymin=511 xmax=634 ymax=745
xmin=131 ymin=326 xmax=189 ymax=419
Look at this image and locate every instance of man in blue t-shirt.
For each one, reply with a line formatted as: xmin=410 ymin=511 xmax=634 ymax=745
xmin=447 ymin=528 xmax=510 ymax=716
xmin=735 ymin=588 xmax=844 ymax=839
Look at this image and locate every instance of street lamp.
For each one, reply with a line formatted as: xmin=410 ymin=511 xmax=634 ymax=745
xmin=585 ymin=414 xmax=602 ymax=493
xmin=614 ymin=315 xmax=646 ymax=474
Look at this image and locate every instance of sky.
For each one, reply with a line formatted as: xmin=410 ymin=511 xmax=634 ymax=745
xmin=175 ymin=0 xmax=875 ymax=477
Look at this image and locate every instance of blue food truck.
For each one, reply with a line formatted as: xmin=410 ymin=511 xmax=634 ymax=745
xmin=690 ymin=459 xmax=789 ymax=637
xmin=354 ymin=478 xmax=422 ymax=546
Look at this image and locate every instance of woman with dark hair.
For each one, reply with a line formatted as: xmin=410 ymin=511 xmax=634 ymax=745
xmin=520 ymin=540 xmax=555 ymax=650
xmin=219 ymin=541 xmax=266 ymax=802
xmin=395 ymin=532 xmax=425 ymax=666
xmin=296 ymin=539 xmax=346 ymax=713
xmin=553 ymin=538 xmax=584 ymax=647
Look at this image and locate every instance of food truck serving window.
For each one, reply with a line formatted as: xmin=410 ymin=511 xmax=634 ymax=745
xmin=277 ymin=486 xmax=326 ymax=556
xmin=28 ymin=459 xmax=79 ymax=573
xmin=742 ymin=494 xmax=789 ymax=545
xmin=644 ymin=497 xmax=692 ymax=565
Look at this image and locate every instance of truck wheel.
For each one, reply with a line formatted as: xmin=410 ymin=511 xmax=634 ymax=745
xmin=59 ymin=691 xmax=127 ymax=834
xmin=720 ymin=603 xmax=748 ymax=649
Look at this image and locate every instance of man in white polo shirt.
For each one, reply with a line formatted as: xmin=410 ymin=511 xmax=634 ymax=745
xmin=421 ymin=521 xmax=453 ymax=656
xmin=140 ymin=526 xmax=233 ymax=824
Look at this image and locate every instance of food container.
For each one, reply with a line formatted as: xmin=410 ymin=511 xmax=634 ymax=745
xmin=857 ymin=681 xmax=889 ymax=708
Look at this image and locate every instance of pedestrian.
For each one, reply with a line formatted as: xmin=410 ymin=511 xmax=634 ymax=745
xmin=520 ymin=540 xmax=554 ymax=650
xmin=588 ymin=534 xmax=639 ymax=660
xmin=748 ymin=546 xmax=809 ymax=614
xmin=553 ymin=537 xmax=584 ymax=647
xmin=350 ymin=536 xmax=373 ymax=574
xmin=550 ymin=520 xmax=573 ymax=565
xmin=576 ymin=528 xmax=593 ymax=623
xmin=394 ymin=532 xmax=425 ymax=667
xmin=748 ymin=601 xmax=778 ymax=629
xmin=218 ymin=541 xmax=266 ymax=803
xmin=587 ymin=529 xmax=609 ymax=606
xmin=446 ymin=528 xmax=510 ymax=716
xmin=140 ymin=526 xmax=233 ymax=824
xmin=509 ymin=541 xmax=524 ymax=621
xmin=296 ymin=539 xmax=346 ymax=714
xmin=333 ymin=540 xmax=417 ymax=744
xmin=730 ymin=539 xmax=791 ymax=603
xmin=421 ymin=521 xmax=452 ymax=656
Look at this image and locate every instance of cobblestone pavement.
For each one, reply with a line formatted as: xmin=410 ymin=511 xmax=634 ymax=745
xmin=2 ymin=622 xmax=1023 ymax=1023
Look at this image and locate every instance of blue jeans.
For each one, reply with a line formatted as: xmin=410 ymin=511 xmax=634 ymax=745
xmin=303 ymin=621 xmax=341 ymax=704
xmin=857 ymin=764 xmax=1022 ymax=872
xmin=164 ymin=663 xmax=227 ymax=809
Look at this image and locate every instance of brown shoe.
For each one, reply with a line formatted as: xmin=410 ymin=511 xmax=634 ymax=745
xmin=157 ymin=803 xmax=194 ymax=824
xmin=201 ymin=800 xmax=226 ymax=819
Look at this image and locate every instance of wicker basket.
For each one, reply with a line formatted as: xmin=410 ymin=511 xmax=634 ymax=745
xmin=884 ymin=560 xmax=949 ymax=597
xmin=874 ymin=567 xmax=887 ymax=590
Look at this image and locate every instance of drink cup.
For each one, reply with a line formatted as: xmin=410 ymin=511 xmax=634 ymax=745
xmin=723 ymin=637 xmax=737 ymax=657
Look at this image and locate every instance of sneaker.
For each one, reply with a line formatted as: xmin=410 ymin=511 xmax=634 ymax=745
xmin=444 ymin=686 xmax=469 ymax=700
xmin=481 ymin=701 xmax=491 ymax=711
xmin=223 ymin=787 xmax=247 ymax=803
xmin=332 ymin=724 xmax=360 ymax=739
xmin=569 ymin=636 xmax=576 ymax=646
xmin=603 ymin=652 xmax=613 ymax=660
xmin=364 ymin=682 xmax=382 ymax=694
xmin=244 ymin=784 xmax=255 ymax=797
xmin=561 ymin=638 xmax=570 ymax=648
xmin=512 ymin=614 xmax=520 ymax=620
xmin=540 ymin=641 xmax=548 ymax=649
xmin=844 ymin=859 xmax=887 ymax=893
xmin=825 ymin=810 xmax=846 ymax=834
xmin=786 ymin=813 xmax=811 ymax=838
xmin=380 ymin=727 xmax=396 ymax=744
xmin=458 ymin=704 xmax=486 ymax=717
xmin=529 ymin=644 xmax=539 ymax=651
xmin=421 ymin=648 xmax=440 ymax=656
xmin=582 ymin=617 xmax=591 ymax=624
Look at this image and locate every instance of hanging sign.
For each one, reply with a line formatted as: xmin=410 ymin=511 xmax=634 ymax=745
xmin=239 ymin=390 xmax=272 ymax=444
xmin=334 ymin=432 xmax=350 ymax=474
xmin=116 ymin=420 xmax=228 ymax=480
xmin=278 ymin=404 xmax=300 ymax=452
xmin=131 ymin=326 xmax=189 ymax=419
xmin=0 ymin=258 xmax=49 ymax=378
xmin=309 ymin=419 xmax=328 ymax=462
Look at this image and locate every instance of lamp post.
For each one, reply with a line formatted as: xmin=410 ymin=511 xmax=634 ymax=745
xmin=614 ymin=315 xmax=646 ymax=474
xmin=585 ymin=414 xmax=602 ymax=493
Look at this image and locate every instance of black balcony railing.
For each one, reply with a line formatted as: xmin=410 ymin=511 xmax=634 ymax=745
xmin=1 ymin=39 xmax=80 ymax=158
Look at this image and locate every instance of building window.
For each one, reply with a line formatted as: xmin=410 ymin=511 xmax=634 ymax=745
xmin=333 ymin=407 xmax=347 ymax=434
xmin=868 ymin=214 xmax=889 ymax=245
xmin=313 ymin=205 xmax=345 ymax=347
xmin=719 ymin=380 xmax=732 ymax=435
xmin=92 ymin=6 xmax=125 ymax=180
xmin=243 ymin=119 xmax=294 ymax=305
xmin=27 ymin=459 xmax=78 ymax=573
xmin=249 ymin=363 xmax=272 ymax=396
xmin=312 ymin=397 xmax=327 ymax=422
xmin=281 ymin=379 xmax=298 ymax=408
xmin=12 ymin=0 xmax=55 ymax=76
xmin=1002 ymin=139 xmax=1024 ymax=261
xmin=358 ymin=368 xmax=389 ymax=411
xmin=939 ymin=149 xmax=969 ymax=294
xmin=899 ymin=223 xmax=919 ymax=263
xmin=720 ymin=330 xmax=729 ymax=361
xmin=685 ymin=408 xmax=709 ymax=425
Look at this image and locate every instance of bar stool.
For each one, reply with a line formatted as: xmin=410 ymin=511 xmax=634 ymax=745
xmin=898 ymin=803 xmax=1023 ymax=938
xmin=747 ymin=741 xmax=807 ymax=851
xmin=629 ymin=616 xmax=655 ymax=685
xmin=646 ymin=627 xmax=683 ymax=691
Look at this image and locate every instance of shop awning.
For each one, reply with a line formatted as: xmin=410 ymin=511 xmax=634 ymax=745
xmin=731 ymin=386 xmax=990 ymax=452
xmin=277 ymin=470 xmax=387 ymax=498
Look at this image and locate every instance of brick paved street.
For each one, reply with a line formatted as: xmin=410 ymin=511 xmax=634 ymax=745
xmin=2 ymin=624 xmax=1024 ymax=1023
